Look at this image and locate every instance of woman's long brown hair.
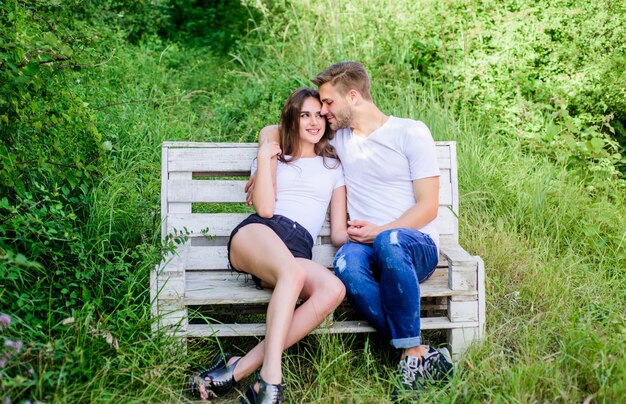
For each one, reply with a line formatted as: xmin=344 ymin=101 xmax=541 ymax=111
xmin=278 ymin=87 xmax=339 ymax=169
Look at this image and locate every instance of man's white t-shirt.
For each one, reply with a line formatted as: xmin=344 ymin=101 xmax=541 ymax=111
xmin=330 ymin=116 xmax=440 ymax=249
xmin=252 ymin=156 xmax=345 ymax=241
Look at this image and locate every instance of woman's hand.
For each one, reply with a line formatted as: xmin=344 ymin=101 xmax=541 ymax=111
xmin=257 ymin=140 xmax=281 ymax=161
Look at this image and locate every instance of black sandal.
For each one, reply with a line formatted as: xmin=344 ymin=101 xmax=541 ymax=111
xmin=188 ymin=353 xmax=241 ymax=400
xmin=241 ymin=375 xmax=284 ymax=404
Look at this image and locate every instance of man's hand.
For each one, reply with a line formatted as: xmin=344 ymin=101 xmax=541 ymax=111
xmin=347 ymin=220 xmax=383 ymax=244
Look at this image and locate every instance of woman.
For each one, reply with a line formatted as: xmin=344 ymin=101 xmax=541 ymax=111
xmin=189 ymin=87 xmax=348 ymax=404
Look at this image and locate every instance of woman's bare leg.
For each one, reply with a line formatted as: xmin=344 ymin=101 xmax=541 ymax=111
xmin=228 ymin=224 xmax=306 ymax=385
xmin=232 ymin=258 xmax=346 ymax=382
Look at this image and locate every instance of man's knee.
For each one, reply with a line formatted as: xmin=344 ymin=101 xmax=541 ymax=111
xmin=373 ymin=229 xmax=419 ymax=274
xmin=333 ymin=243 xmax=370 ymax=278
xmin=373 ymin=229 xmax=402 ymax=256
xmin=333 ymin=250 xmax=349 ymax=277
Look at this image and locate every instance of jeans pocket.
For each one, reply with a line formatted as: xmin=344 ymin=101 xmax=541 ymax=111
xmin=280 ymin=221 xmax=298 ymax=242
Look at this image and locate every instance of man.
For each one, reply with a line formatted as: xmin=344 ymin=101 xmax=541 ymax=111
xmin=255 ymin=61 xmax=452 ymax=395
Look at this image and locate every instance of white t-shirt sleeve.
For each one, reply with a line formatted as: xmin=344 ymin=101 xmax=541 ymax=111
xmin=405 ymin=122 xmax=440 ymax=180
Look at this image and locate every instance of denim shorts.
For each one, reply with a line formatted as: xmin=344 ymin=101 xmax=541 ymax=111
xmin=227 ymin=214 xmax=314 ymax=288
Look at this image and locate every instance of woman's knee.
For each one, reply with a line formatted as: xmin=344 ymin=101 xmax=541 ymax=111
xmin=316 ymin=277 xmax=346 ymax=314
xmin=312 ymin=272 xmax=345 ymax=298
xmin=281 ymin=263 xmax=307 ymax=288
xmin=335 ymin=281 xmax=346 ymax=306
xmin=327 ymin=277 xmax=346 ymax=306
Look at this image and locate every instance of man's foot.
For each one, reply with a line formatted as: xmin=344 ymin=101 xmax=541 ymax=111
xmin=392 ymin=346 xmax=453 ymax=400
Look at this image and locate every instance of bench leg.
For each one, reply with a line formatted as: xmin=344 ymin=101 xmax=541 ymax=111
xmin=447 ymin=295 xmax=480 ymax=361
xmin=151 ymin=269 xmax=188 ymax=333
xmin=447 ymin=326 xmax=480 ymax=361
xmin=447 ymin=256 xmax=486 ymax=361
xmin=153 ymin=244 xmax=189 ymax=334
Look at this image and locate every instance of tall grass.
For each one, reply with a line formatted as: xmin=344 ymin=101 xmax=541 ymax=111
xmin=3 ymin=0 xmax=625 ymax=402
xmin=1 ymin=40 xmax=224 ymax=402
xmin=192 ymin=0 xmax=625 ymax=401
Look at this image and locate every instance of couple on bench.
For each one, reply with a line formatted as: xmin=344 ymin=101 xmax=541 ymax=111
xmin=188 ymin=61 xmax=453 ymax=403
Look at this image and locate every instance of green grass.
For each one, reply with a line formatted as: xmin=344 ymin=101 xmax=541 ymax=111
xmin=2 ymin=0 xmax=625 ymax=402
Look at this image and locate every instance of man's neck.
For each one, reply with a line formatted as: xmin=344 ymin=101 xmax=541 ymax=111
xmin=350 ymin=105 xmax=388 ymax=137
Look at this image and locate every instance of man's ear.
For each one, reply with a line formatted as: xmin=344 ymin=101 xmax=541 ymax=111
xmin=347 ymin=89 xmax=360 ymax=104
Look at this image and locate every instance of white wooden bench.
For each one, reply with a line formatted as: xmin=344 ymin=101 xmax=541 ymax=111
xmin=151 ymin=141 xmax=485 ymax=359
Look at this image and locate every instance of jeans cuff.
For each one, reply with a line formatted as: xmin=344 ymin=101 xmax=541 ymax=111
xmin=390 ymin=336 xmax=422 ymax=349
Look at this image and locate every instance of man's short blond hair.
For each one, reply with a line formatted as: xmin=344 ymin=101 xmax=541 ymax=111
xmin=312 ymin=61 xmax=372 ymax=101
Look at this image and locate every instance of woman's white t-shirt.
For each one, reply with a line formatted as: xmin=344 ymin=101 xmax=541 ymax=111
xmin=252 ymin=156 xmax=345 ymax=241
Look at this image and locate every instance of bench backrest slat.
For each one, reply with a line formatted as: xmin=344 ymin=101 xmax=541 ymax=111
xmin=166 ymin=179 xmax=453 ymax=206
xmin=165 ymin=143 xmax=453 ymax=172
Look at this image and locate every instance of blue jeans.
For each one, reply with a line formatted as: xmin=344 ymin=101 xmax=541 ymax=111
xmin=333 ymin=228 xmax=438 ymax=349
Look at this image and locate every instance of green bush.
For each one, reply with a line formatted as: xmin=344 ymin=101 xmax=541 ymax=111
xmin=166 ymin=0 xmax=260 ymax=52
xmin=0 ymin=0 xmax=109 ymax=324
xmin=440 ymin=0 xmax=626 ymax=183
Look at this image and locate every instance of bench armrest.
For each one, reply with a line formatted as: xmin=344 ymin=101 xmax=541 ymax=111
xmin=439 ymin=240 xmax=478 ymax=291
xmin=439 ymin=240 xmax=476 ymax=266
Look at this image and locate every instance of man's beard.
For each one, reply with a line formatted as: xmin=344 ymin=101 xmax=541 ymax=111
xmin=329 ymin=108 xmax=353 ymax=130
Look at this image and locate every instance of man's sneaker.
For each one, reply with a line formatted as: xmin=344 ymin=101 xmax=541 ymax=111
xmin=420 ymin=346 xmax=453 ymax=382
xmin=396 ymin=355 xmax=426 ymax=394
xmin=392 ymin=346 xmax=453 ymax=400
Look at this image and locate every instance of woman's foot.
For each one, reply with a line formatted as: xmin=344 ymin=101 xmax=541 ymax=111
xmin=240 ymin=375 xmax=284 ymax=404
xmin=188 ymin=353 xmax=241 ymax=400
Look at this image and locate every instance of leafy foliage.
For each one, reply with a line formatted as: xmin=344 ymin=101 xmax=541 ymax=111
xmin=229 ymin=0 xmax=626 ymax=186
xmin=0 ymin=2 xmax=169 ymax=400
xmin=167 ymin=0 xmax=259 ymax=52
xmin=442 ymin=0 xmax=626 ymax=182
xmin=0 ymin=0 xmax=108 ymax=322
